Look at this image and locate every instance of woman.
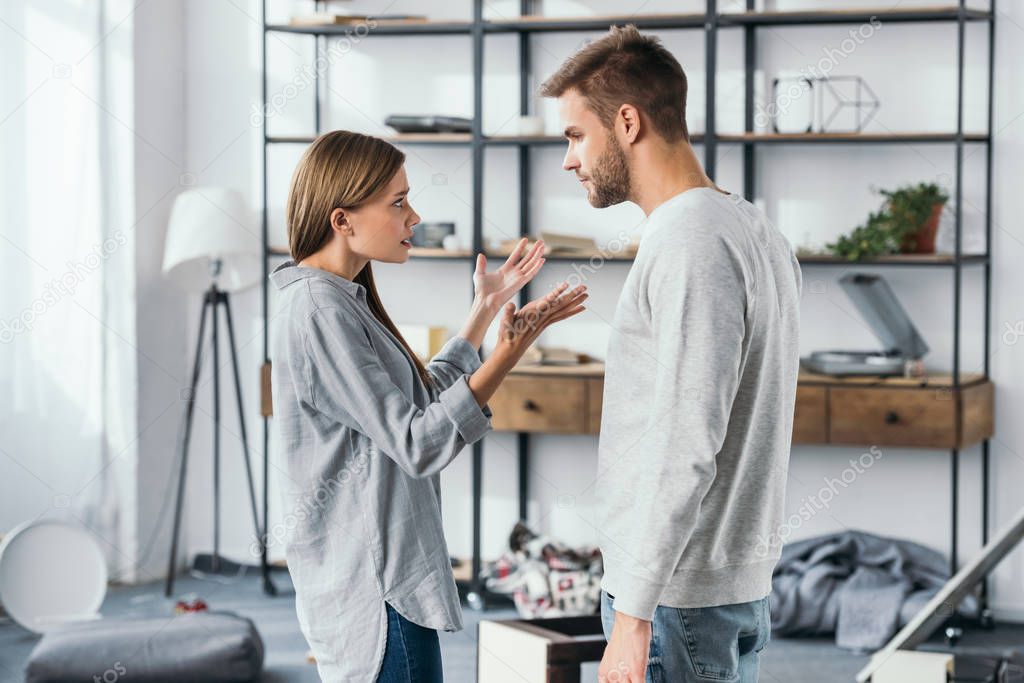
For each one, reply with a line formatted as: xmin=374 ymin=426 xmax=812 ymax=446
xmin=270 ymin=130 xmax=587 ymax=682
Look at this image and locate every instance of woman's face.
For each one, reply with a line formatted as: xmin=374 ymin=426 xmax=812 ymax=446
xmin=344 ymin=166 xmax=421 ymax=264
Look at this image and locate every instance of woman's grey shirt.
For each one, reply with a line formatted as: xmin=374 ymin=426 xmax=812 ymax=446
xmin=269 ymin=261 xmax=492 ymax=682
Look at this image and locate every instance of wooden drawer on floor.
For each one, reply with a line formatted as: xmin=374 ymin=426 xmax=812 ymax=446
xmin=490 ymin=376 xmax=587 ymax=434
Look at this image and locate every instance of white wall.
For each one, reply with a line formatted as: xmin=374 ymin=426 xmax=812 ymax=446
xmin=177 ymin=0 xmax=1024 ymax=618
xmin=131 ymin=0 xmax=189 ymax=584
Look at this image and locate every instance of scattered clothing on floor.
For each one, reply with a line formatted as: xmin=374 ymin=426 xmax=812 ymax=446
xmin=483 ymin=522 xmax=603 ymax=618
xmin=771 ymin=530 xmax=970 ymax=651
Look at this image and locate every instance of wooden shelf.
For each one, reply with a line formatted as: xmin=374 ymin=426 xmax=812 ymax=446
xmin=506 ymin=363 xmax=986 ymax=387
xmin=485 ymin=132 xmax=706 ymax=145
xmin=271 ymin=246 xmax=985 ymax=268
xmin=719 ymin=6 xmax=992 ymax=26
xmin=798 ymin=370 xmax=987 ymax=388
xmin=267 ymin=20 xmax=474 ymax=36
xmin=266 ymin=133 xmax=472 ymax=146
xmin=485 ymin=247 xmax=636 ymax=263
xmin=451 ymin=557 xmax=473 ymax=583
xmin=490 ymin=365 xmax=994 ymax=449
xmin=719 ymin=132 xmax=989 ymax=144
xmin=267 ymin=246 xmax=473 ymax=260
xmin=484 ymin=13 xmax=705 ymax=33
xmin=797 ymin=253 xmax=988 ymax=267
xmin=268 ymin=246 xmax=987 ymax=267
xmin=484 ymin=135 xmax=564 ymax=146
xmin=388 ymin=133 xmax=472 ymax=144
xmin=270 ymin=131 xmax=983 ymax=147
xmin=508 ymin=362 xmax=606 ymax=378
xmin=268 ymin=7 xmax=990 ymax=38
xmin=407 ymin=247 xmax=474 ymax=259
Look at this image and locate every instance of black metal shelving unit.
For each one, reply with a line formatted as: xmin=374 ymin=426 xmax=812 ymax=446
xmin=259 ymin=1 xmax=996 ymax=612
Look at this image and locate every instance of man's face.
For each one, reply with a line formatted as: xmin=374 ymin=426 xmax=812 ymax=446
xmin=558 ymin=90 xmax=631 ymax=208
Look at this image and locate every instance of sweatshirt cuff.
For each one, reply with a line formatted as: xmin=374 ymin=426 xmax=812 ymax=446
xmin=439 ymin=374 xmax=491 ymax=444
xmin=601 ymin=568 xmax=667 ymax=622
xmin=434 ymin=336 xmax=483 ymax=375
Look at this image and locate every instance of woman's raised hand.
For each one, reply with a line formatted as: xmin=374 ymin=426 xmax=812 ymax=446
xmin=472 ymin=238 xmax=546 ymax=313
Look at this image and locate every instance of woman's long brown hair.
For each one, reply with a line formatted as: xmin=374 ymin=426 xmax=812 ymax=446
xmin=286 ymin=130 xmax=433 ymax=388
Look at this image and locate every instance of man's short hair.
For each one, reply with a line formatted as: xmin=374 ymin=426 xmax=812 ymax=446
xmin=540 ymin=24 xmax=689 ymax=143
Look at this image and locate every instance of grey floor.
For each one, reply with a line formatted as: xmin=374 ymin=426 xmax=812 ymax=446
xmin=0 ymin=569 xmax=869 ymax=682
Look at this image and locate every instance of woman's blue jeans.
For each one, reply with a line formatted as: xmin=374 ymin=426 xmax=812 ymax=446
xmin=376 ymin=603 xmax=444 ymax=682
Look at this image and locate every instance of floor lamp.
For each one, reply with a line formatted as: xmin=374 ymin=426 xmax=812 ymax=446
xmin=161 ymin=188 xmax=267 ymax=597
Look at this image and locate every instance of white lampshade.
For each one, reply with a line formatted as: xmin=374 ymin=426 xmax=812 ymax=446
xmin=162 ymin=188 xmax=262 ymax=293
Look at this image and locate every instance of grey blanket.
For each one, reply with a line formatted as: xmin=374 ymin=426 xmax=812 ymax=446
xmin=770 ymin=530 xmax=955 ymax=651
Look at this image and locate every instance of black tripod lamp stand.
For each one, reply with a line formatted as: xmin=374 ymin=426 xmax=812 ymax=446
xmin=160 ymin=188 xmax=271 ymax=596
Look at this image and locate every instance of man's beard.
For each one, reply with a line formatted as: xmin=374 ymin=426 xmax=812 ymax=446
xmin=586 ymin=137 xmax=631 ymax=208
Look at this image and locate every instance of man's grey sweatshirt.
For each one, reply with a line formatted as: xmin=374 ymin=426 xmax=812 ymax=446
xmin=597 ymin=187 xmax=802 ymax=621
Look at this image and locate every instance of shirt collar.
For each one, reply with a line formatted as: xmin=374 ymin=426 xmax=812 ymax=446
xmin=270 ymin=260 xmax=367 ymax=303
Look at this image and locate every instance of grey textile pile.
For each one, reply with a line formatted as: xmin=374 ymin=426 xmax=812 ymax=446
xmin=771 ymin=530 xmax=969 ymax=651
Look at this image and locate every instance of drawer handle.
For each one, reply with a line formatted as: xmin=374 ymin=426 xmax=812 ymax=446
xmin=885 ymin=411 xmax=900 ymax=424
xmin=523 ymin=399 xmax=539 ymax=411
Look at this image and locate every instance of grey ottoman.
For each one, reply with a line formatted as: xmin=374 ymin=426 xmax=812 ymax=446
xmin=25 ymin=611 xmax=264 ymax=683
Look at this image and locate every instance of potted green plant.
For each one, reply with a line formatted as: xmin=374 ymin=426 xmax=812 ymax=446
xmin=827 ymin=182 xmax=949 ymax=261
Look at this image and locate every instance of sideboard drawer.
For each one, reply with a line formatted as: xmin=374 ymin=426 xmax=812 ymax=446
xmin=792 ymin=385 xmax=828 ymax=444
xmin=490 ymin=376 xmax=587 ymax=434
xmin=585 ymin=378 xmax=603 ymax=435
xmin=829 ymin=386 xmax=958 ymax=448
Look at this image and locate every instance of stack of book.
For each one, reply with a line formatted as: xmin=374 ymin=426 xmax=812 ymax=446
xmin=289 ymin=13 xmax=429 ymax=27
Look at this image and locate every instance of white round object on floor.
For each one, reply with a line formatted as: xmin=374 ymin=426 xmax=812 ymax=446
xmin=0 ymin=519 xmax=107 ymax=633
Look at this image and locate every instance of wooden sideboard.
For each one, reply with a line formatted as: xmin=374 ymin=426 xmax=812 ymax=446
xmin=487 ymin=363 xmax=605 ymax=435
xmin=491 ymin=364 xmax=995 ymax=450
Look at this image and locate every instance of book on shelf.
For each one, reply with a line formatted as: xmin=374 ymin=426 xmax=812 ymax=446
xmin=517 ymin=346 xmax=591 ymax=367
xmin=288 ymin=14 xmax=429 ymax=27
xmin=492 ymin=231 xmax=639 ymax=259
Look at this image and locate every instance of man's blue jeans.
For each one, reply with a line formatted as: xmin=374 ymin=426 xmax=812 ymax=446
xmin=601 ymin=590 xmax=771 ymax=682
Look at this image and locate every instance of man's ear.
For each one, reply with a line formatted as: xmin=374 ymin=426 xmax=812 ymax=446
xmin=329 ymin=207 xmax=352 ymax=235
xmin=618 ymin=104 xmax=641 ymax=144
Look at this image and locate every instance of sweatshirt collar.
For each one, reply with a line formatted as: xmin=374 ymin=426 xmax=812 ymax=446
xmin=270 ymin=260 xmax=367 ymax=303
xmin=647 ymin=186 xmax=732 ymax=222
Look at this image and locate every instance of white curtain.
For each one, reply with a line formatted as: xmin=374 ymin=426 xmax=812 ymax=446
xmin=0 ymin=0 xmax=138 ymax=578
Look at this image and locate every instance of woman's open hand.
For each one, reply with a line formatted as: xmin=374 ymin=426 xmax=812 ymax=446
xmin=495 ymin=282 xmax=589 ymax=361
xmin=472 ymin=238 xmax=545 ymax=314
xmin=466 ymin=282 xmax=588 ymax=409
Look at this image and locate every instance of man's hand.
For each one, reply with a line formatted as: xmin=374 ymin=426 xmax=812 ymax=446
xmin=599 ymin=611 xmax=652 ymax=683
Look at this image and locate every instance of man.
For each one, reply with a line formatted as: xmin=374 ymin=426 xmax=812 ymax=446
xmin=541 ymin=26 xmax=802 ymax=682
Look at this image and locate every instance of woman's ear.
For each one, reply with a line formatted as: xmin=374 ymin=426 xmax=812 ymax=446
xmin=329 ymin=207 xmax=352 ymax=235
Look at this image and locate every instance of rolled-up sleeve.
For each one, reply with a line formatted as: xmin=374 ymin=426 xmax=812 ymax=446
xmin=304 ymin=307 xmax=492 ymax=478
xmin=427 ymin=336 xmax=492 ymax=419
xmin=427 ymin=336 xmax=482 ymax=387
